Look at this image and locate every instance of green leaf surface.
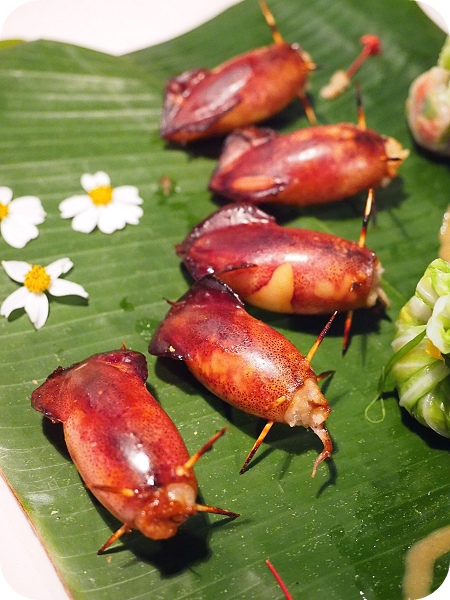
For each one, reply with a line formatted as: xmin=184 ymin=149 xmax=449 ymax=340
xmin=0 ymin=1 xmax=449 ymax=599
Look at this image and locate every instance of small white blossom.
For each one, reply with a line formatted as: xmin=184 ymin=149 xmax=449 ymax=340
xmin=0 ymin=186 xmax=46 ymax=248
xmin=1 ymin=258 xmax=88 ymax=329
xmin=59 ymin=171 xmax=144 ymax=234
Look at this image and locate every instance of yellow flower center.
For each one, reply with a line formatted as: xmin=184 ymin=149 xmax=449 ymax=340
xmin=24 ymin=265 xmax=51 ymax=293
xmin=88 ymin=185 xmax=113 ymax=206
xmin=0 ymin=202 xmax=9 ymax=220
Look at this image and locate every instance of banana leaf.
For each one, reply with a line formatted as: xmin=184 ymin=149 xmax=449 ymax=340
xmin=0 ymin=1 xmax=449 ymax=598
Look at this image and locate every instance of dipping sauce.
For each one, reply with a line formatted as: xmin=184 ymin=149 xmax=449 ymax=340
xmin=403 ymin=524 xmax=450 ymax=599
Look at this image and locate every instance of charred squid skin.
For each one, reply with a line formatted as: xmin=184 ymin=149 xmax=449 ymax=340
xmin=149 ymin=276 xmax=333 ymax=476
xmin=176 ymin=203 xmax=388 ymax=315
xmin=31 ymin=348 xmax=238 ymax=553
xmin=208 ymin=124 xmax=408 ymax=205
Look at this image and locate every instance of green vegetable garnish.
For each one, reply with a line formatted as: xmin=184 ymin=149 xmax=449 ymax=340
xmin=390 ymin=259 xmax=450 ymax=437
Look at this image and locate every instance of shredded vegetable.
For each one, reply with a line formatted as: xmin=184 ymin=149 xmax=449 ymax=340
xmin=391 ymin=258 xmax=450 ymax=437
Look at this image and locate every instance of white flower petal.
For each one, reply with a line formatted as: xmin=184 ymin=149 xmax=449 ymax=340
xmin=71 ymin=207 xmax=99 ymax=233
xmin=1 ymin=216 xmax=39 ymax=248
xmin=1 ymin=286 xmax=30 ymax=317
xmin=81 ymin=171 xmax=110 ymax=192
xmin=98 ymin=202 xmax=144 ymax=233
xmin=59 ymin=195 xmax=92 ymax=218
xmin=2 ymin=256 xmax=87 ymax=329
xmin=25 ymin=292 xmax=49 ymax=329
xmin=80 ymin=174 xmax=96 ymax=192
xmin=113 ymin=186 xmax=143 ymax=205
xmin=49 ymin=278 xmax=88 ymax=299
xmin=97 ymin=205 xmax=126 ymax=234
xmin=59 ymin=174 xmax=143 ymax=235
xmin=46 ymin=258 xmax=73 ymax=279
xmin=8 ymin=196 xmax=46 ymax=224
xmin=1 ymin=260 xmax=31 ymax=283
xmin=124 ymin=203 xmax=143 ymax=224
xmin=0 ymin=187 xmax=13 ymax=204
xmin=95 ymin=171 xmax=111 ymax=186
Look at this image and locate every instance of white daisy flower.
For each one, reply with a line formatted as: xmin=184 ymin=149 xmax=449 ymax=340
xmin=59 ymin=171 xmax=144 ymax=234
xmin=0 ymin=186 xmax=46 ymax=248
xmin=1 ymin=258 xmax=88 ymax=329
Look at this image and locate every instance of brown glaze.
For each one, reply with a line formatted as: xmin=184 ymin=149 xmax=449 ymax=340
xmin=31 ymin=348 xmax=236 ymax=549
xmin=209 ymin=124 xmax=408 ymax=205
xmin=149 ymin=276 xmax=333 ymax=475
xmin=176 ymin=203 xmax=387 ymax=314
xmin=161 ymin=42 xmax=311 ymax=144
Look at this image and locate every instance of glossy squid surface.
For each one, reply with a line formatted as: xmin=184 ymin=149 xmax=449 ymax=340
xmin=149 ymin=276 xmax=333 ymax=476
xmin=161 ymin=43 xmax=312 ymax=144
xmin=176 ymin=203 xmax=388 ymax=315
xmin=209 ymin=124 xmax=408 ymax=205
xmin=31 ymin=348 xmax=235 ymax=549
